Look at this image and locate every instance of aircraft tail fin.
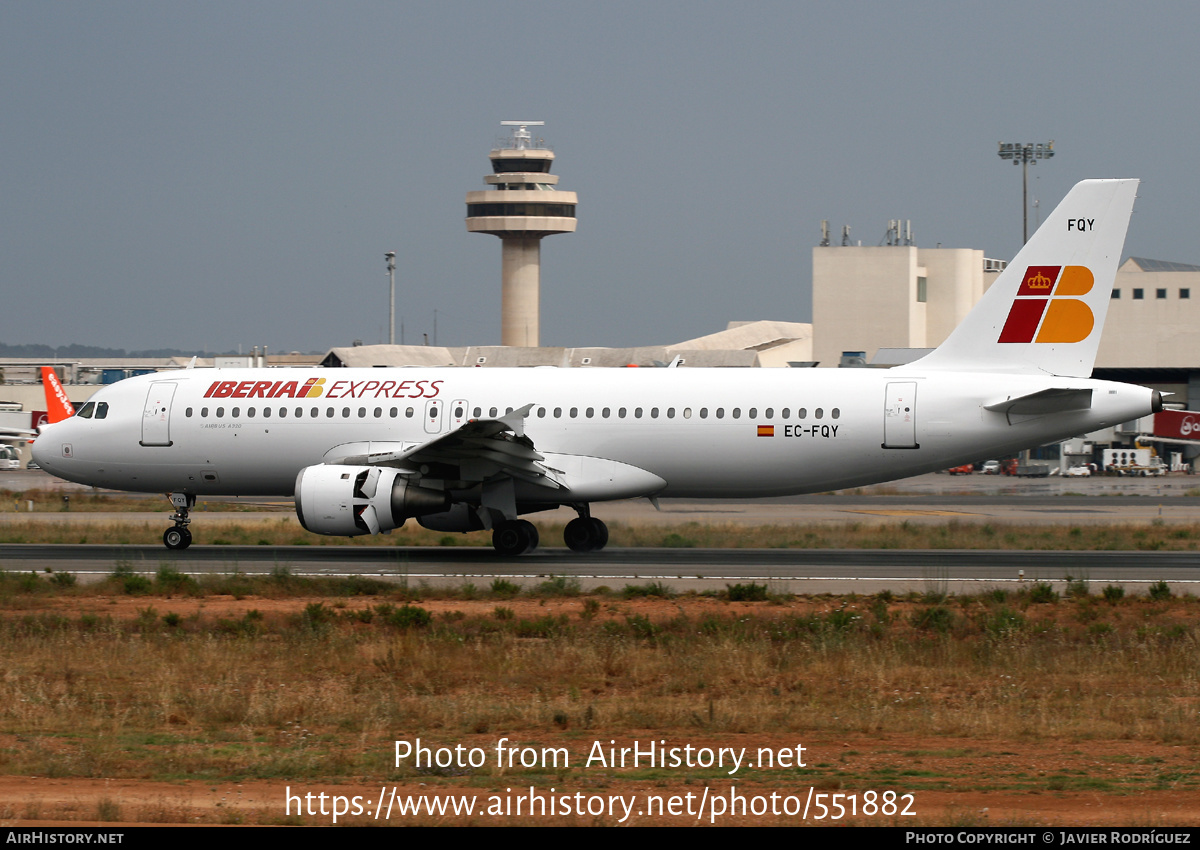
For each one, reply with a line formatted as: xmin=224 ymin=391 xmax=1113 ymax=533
xmin=904 ymin=178 xmax=1138 ymax=377
xmin=41 ymin=367 xmax=74 ymax=423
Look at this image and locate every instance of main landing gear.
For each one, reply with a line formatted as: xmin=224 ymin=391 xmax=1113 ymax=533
xmin=492 ymin=519 xmax=540 ymax=556
xmin=163 ymin=492 xmax=195 ymax=550
xmin=489 ymin=506 xmax=609 ymax=556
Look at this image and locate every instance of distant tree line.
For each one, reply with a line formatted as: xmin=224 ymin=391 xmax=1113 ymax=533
xmin=0 ymin=343 xmax=320 ymax=358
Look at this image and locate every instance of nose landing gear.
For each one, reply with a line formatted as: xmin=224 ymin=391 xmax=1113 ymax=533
xmin=163 ymin=492 xmax=195 ymax=550
xmin=564 ymin=505 xmax=608 ymax=553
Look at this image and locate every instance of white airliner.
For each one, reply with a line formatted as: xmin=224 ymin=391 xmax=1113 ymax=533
xmin=32 ymin=179 xmax=1160 ymax=555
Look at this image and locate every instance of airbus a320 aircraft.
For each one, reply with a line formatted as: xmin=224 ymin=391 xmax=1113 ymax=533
xmin=33 ymin=179 xmax=1160 ymax=555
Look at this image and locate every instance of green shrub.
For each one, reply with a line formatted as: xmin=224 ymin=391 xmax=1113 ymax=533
xmin=1148 ymin=580 xmax=1172 ymax=601
xmin=1029 ymin=582 xmax=1059 ymax=604
xmin=911 ymin=605 xmax=955 ymax=633
xmin=384 ymin=605 xmax=432 ymax=629
xmin=622 ymin=582 xmax=673 ymax=598
xmin=726 ymin=582 xmax=769 ymax=601
xmin=489 ymin=579 xmax=520 ymax=599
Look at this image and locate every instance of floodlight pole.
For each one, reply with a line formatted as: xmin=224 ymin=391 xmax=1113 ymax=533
xmin=385 ymin=251 xmax=397 ymax=345
xmin=997 ymin=141 xmax=1054 ymax=244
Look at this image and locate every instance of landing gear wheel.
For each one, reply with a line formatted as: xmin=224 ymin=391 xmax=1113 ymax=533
xmin=587 ymin=517 xmax=608 ymax=551
xmin=163 ymin=526 xmax=192 ymax=550
xmin=564 ymin=517 xmax=595 ymax=552
xmin=492 ymin=520 xmax=538 ymax=556
xmin=564 ymin=517 xmax=608 ymax=552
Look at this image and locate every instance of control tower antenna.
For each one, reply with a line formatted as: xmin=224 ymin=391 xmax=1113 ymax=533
xmin=465 ymin=121 xmax=578 ymax=347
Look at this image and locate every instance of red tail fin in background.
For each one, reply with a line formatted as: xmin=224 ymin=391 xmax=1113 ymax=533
xmin=41 ymin=367 xmax=74 ymax=423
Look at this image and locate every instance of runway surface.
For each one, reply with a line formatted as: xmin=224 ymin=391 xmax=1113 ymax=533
xmin=3 ymin=470 xmax=1198 ymax=592
xmin=3 ymin=542 xmax=1198 ymax=594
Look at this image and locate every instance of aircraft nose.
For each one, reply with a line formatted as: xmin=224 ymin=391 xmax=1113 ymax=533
xmin=30 ymin=431 xmax=53 ymax=469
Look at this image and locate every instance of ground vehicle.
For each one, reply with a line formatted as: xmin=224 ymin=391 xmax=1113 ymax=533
xmin=948 ymin=464 xmax=973 ymax=475
xmin=981 ymin=460 xmax=1001 ymax=475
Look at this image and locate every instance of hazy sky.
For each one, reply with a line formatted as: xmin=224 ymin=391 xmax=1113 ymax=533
xmin=3 ymin=1 xmax=1197 ymax=354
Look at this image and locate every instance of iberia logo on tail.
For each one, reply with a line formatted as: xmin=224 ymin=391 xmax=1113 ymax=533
xmin=998 ymin=265 xmax=1095 ymax=344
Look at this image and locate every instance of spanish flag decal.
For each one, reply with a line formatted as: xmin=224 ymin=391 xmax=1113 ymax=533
xmin=757 ymin=425 xmax=774 ymax=437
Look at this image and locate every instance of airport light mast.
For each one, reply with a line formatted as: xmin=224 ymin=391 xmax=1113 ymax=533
xmin=385 ymin=251 xmax=396 ymax=345
xmin=998 ymin=141 xmax=1055 ymax=244
xmin=465 ymin=121 xmax=578 ymax=347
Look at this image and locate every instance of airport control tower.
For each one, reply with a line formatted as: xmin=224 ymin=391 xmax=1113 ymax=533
xmin=466 ymin=121 xmax=577 ymax=347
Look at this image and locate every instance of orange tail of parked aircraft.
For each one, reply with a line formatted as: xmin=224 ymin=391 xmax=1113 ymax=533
xmin=41 ymin=367 xmax=74 ymax=424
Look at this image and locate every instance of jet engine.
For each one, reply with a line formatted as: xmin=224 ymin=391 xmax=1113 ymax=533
xmin=294 ymin=465 xmax=448 ymax=536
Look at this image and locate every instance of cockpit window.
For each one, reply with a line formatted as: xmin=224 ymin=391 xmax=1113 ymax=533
xmin=76 ymin=402 xmax=95 ymax=419
xmin=94 ymin=402 xmax=109 ymax=420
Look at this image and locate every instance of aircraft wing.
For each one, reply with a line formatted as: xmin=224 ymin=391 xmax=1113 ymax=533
xmin=329 ymin=404 xmax=564 ymax=490
xmin=0 ymin=427 xmax=36 ymax=444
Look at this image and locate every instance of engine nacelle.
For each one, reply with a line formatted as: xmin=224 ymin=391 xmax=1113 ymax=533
xmin=295 ymin=465 xmax=448 ymax=536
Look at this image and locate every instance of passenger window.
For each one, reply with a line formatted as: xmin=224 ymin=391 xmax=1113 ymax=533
xmin=391 ymin=408 xmax=399 ymax=418
xmin=586 ymin=407 xmax=594 ymax=418
xmin=406 ymin=407 xmax=415 ymax=418
xmin=651 ymin=408 xmax=659 ymax=419
xmin=489 ymin=407 xmax=497 ymax=417
xmin=798 ymin=408 xmax=807 ymax=419
xmin=311 ymin=407 xmax=318 ymax=418
xmin=765 ymin=408 xmax=773 ymax=419
xmin=749 ymin=408 xmax=757 ymax=418
xmin=553 ymin=407 xmax=561 ymax=418
xmin=295 ymin=407 xmax=302 ymax=418
xmin=782 ymin=407 xmax=790 ymax=419
xmin=263 ymin=407 xmax=271 ymax=417
xmin=473 ymin=407 xmax=481 ymax=418
xmin=327 ymin=407 xmax=334 ymax=418
xmin=602 ymin=407 xmax=611 ymax=418
xmin=359 ymin=408 xmax=367 ymax=418
xmin=201 ymin=407 xmax=210 ymax=418
xmin=635 ymin=408 xmax=643 ymax=418
xmin=248 ymin=408 xmax=256 ymax=418
xmin=278 ymin=408 xmax=286 ymax=418
xmin=618 ymin=408 xmax=626 ymax=418
xmin=682 ymin=408 xmax=691 ymax=419
xmin=732 ymin=408 xmax=740 ymax=419
xmin=699 ymin=408 xmax=708 ymax=419
xmin=231 ymin=407 xmax=240 ymax=418
xmin=216 ymin=407 xmax=225 ymax=418
xmin=815 ymin=408 xmax=824 ymax=419
xmin=570 ymin=407 xmax=578 ymax=418
xmin=343 ymin=407 xmax=351 ymax=418
xmin=374 ymin=408 xmax=382 ymax=418
xmin=832 ymin=408 xmax=840 ymax=419
xmin=715 ymin=408 xmax=725 ymax=419
xmin=537 ymin=407 xmax=546 ymax=418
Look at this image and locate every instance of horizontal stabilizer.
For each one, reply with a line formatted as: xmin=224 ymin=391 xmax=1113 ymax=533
xmin=984 ymin=388 xmax=1093 ymax=417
